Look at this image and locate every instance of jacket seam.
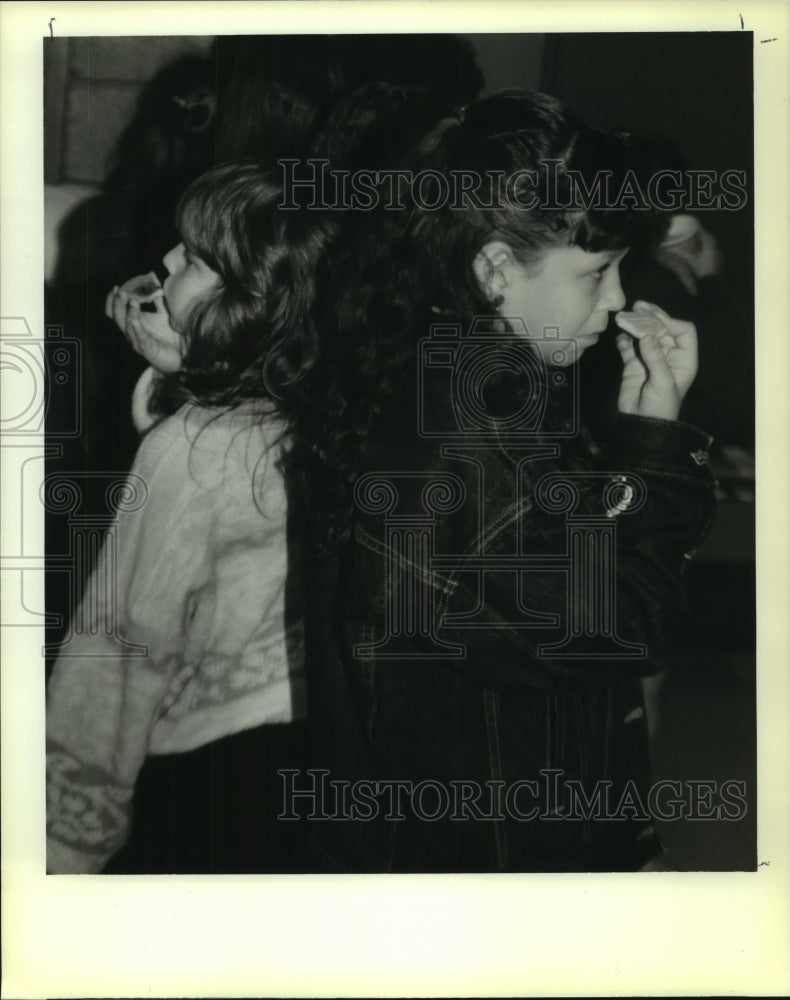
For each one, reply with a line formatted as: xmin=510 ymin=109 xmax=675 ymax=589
xmin=356 ymin=526 xmax=458 ymax=596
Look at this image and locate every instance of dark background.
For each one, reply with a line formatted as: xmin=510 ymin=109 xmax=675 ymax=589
xmin=542 ymin=32 xmax=754 ymax=311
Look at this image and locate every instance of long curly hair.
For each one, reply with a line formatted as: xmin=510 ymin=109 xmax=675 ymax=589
xmin=281 ymin=89 xmax=673 ymax=554
xmin=153 ymin=161 xmax=330 ymax=417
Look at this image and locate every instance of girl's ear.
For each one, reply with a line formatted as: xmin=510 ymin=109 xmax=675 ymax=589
xmin=472 ymin=241 xmax=514 ymax=303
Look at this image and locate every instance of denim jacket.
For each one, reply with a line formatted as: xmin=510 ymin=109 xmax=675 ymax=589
xmin=300 ymin=370 xmax=717 ymax=872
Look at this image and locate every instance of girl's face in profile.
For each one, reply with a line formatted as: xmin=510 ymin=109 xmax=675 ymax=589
xmin=162 ymin=242 xmax=221 ymax=332
xmin=477 ymin=243 xmax=628 ymax=367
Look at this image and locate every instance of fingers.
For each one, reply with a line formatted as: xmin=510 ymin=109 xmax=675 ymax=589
xmin=615 ymin=328 xmax=673 ymax=387
xmin=106 ymin=276 xmax=182 ymax=373
xmin=615 ymin=332 xmax=637 ymax=363
xmin=128 ymin=296 xmax=164 ymax=340
xmin=127 ymin=301 xmax=164 ymax=361
xmin=146 ymin=289 xmax=166 ymax=313
xmin=125 ymin=298 xmax=146 ymax=352
xmin=106 ymin=280 xmax=167 ymax=335
xmin=635 ymin=304 xmax=698 ymax=381
xmin=106 ymin=285 xmax=135 ymax=328
xmin=633 ymin=300 xmax=671 ymax=323
xmin=125 ymin=298 xmax=184 ymax=372
xmin=615 ymin=301 xmax=697 ymax=421
xmin=106 ymin=284 xmax=133 ymax=331
xmin=634 ymin=330 xmax=671 ymax=373
xmin=616 ymin=304 xmax=697 ymax=372
xmin=614 ymin=311 xmax=664 ymax=339
xmin=631 ymin=301 xmax=696 ymax=340
xmin=120 ymin=272 xmax=162 ymax=297
xmin=115 ymin=288 xmax=133 ymax=333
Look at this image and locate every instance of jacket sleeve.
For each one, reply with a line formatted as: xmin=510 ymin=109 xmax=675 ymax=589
xmin=349 ymin=413 xmax=716 ymax=692
xmin=45 ymin=414 xmax=218 ymax=873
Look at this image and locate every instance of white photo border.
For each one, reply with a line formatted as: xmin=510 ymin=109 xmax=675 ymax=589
xmin=2 ymin=2 xmax=788 ymax=996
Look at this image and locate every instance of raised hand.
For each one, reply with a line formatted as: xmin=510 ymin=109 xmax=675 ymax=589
xmin=614 ymin=301 xmax=698 ymax=422
xmin=105 ymin=274 xmax=184 ymax=374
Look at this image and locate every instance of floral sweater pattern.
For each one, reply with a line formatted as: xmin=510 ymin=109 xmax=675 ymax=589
xmin=46 ymin=401 xmax=304 ymax=873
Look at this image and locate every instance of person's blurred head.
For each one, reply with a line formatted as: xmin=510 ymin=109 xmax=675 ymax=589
xmin=212 ymin=34 xmax=483 ymax=166
xmin=105 ymin=54 xmax=216 ymax=192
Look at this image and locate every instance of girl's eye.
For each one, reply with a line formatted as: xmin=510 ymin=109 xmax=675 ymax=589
xmin=590 ymin=264 xmax=610 ymax=282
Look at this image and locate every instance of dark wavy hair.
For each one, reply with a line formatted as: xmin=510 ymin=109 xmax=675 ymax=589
xmin=153 ymin=161 xmax=329 ymax=416
xmin=211 ymin=34 xmax=483 ymax=173
xmin=283 ymin=89 xmax=673 ymax=553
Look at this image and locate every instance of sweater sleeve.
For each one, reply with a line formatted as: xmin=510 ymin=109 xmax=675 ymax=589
xmin=46 ymin=411 xmax=220 ymax=873
xmin=130 ymin=365 xmax=164 ymax=434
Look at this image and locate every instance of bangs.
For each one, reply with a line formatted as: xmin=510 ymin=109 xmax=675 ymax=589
xmin=570 ymin=205 xmax=668 ymax=254
xmin=175 ymin=179 xmax=229 ymax=274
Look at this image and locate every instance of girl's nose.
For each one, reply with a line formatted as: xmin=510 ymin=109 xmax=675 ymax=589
xmin=601 ymin=267 xmax=626 ymax=313
xmin=162 ymin=244 xmax=183 ymax=275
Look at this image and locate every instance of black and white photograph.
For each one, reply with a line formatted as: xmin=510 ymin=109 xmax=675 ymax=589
xmin=2 ymin=2 xmax=788 ymax=997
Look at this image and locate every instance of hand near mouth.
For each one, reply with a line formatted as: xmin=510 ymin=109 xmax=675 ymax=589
xmin=105 ymin=274 xmax=185 ymax=374
xmin=614 ymin=301 xmax=698 ymax=422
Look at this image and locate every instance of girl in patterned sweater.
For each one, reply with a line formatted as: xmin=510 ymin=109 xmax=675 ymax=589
xmin=46 ymin=163 xmax=319 ymax=873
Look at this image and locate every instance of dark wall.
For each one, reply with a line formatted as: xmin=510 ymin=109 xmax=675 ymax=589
xmin=468 ymin=34 xmax=545 ymax=94
xmin=541 ymin=32 xmax=754 ymax=308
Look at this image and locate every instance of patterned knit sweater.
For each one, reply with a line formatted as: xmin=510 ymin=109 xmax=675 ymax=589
xmin=46 ymin=400 xmax=305 ymax=873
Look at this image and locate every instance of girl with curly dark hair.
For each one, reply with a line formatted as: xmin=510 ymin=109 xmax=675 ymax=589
xmin=46 ymin=163 xmax=324 ymax=873
xmin=286 ymin=89 xmax=717 ymax=872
